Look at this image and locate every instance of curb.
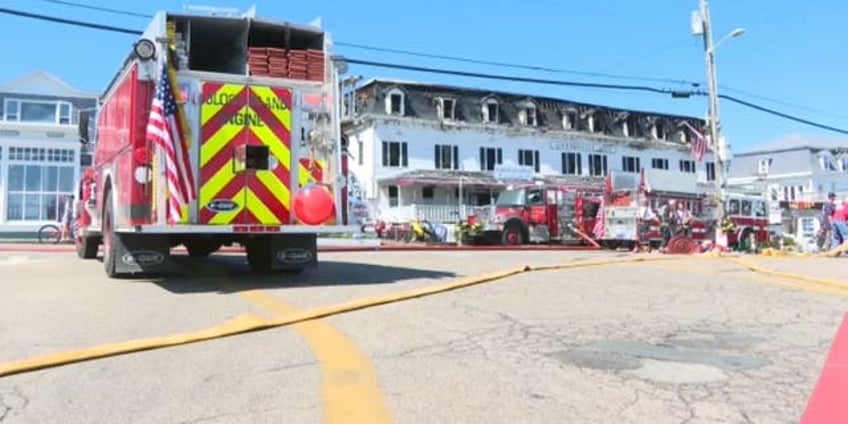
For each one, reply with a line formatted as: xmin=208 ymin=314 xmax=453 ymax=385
xmin=0 ymin=244 xmax=601 ymax=254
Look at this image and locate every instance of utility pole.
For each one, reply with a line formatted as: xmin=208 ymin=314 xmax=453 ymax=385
xmin=699 ymin=0 xmax=725 ymax=214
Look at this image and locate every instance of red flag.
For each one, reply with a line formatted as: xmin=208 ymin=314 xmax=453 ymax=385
xmin=682 ymin=121 xmax=708 ymax=162
xmin=145 ymin=61 xmax=196 ymax=224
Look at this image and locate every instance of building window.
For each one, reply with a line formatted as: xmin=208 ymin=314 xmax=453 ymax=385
xmin=651 ymin=158 xmax=668 ymax=170
xmin=483 ymin=99 xmax=499 ymax=124
xmin=387 ymin=186 xmax=399 ymax=207
xmin=385 ymin=89 xmax=404 ymax=116
xmin=3 ymin=99 xmax=73 ymax=125
xmin=6 ymin=147 xmax=76 ymax=222
xmin=705 ymin=161 xmax=716 ymax=181
xmin=518 ymin=101 xmax=537 ymax=126
xmin=479 ymin=147 xmax=502 ymax=171
xmin=757 ymin=158 xmax=772 ymax=175
xmin=438 ymin=98 xmax=456 ymax=120
xmin=588 ymin=154 xmax=608 ymax=176
xmin=621 ymin=156 xmax=640 ymax=173
xmin=679 ymin=159 xmax=696 ymax=173
xmin=518 ymin=149 xmax=540 ymax=173
xmin=562 ymin=110 xmax=577 ymax=130
xmin=422 ymin=186 xmax=434 ymax=199
xmin=434 ymin=144 xmax=459 ymax=170
xmin=561 ymin=152 xmax=582 ymax=175
xmin=381 ymin=141 xmax=408 ymax=168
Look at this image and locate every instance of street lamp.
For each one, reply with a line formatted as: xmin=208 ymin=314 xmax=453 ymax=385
xmin=694 ymin=0 xmax=744 ymax=244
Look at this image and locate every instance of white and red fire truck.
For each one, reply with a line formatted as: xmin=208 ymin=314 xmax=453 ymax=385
xmin=472 ymin=180 xmax=605 ymax=246
xmin=74 ymin=10 xmax=356 ymax=277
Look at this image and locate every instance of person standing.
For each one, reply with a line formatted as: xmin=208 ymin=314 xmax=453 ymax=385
xmin=819 ymin=192 xmax=836 ymax=251
xmin=833 ymin=194 xmax=848 ymax=255
xmin=635 ymin=197 xmax=656 ymax=253
xmin=658 ymin=199 xmax=679 ymax=253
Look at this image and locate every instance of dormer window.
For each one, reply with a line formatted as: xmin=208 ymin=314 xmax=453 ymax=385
xmin=482 ymin=98 xmax=499 ymax=123
xmin=562 ymin=109 xmax=577 ymax=130
xmin=437 ymin=97 xmax=456 ymax=120
xmin=758 ymin=158 xmax=772 ymax=175
xmin=517 ymin=100 xmax=537 ymax=126
xmin=385 ymin=88 xmax=405 ymax=116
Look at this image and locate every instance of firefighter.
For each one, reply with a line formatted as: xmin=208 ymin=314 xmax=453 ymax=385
xmin=676 ymin=201 xmax=694 ymax=238
xmin=657 ymin=199 xmax=679 ymax=253
xmin=635 ymin=197 xmax=656 ymax=253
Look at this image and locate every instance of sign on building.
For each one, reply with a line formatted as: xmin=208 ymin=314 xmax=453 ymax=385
xmin=493 ymin=164 xmax=534 ymax=182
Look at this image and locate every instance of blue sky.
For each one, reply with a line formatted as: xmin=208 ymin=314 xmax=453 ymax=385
xmin=1 ymin=0 xmax=846 ymax=152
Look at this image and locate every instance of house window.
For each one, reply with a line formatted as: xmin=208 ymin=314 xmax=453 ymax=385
xmin=434 ymin=144 xmax=459 ymax=170
xmin=588 ymin=154 xmax=608 ymax=176
xmin=3 ymin=99 xmax=73 ymax=125
xmin=5 ymin=147 xmax=76 ymax=222
xmin=479 ymin=147 xmax=502 ymax=171
xmin=679 ymin=159 xmax=696 ymax=173
xmin=518 ymin=149 xmax=540 ymax=173
xmin=518 ymin=102 xmax=537 ymax=126
xmin=561 ymin=152 xmax=582 ymax=175
xmin=705 ymin=161 xmax=716 ymax=181
xmin=387 ymin=186 xmax=399 ymax=207
xmin=483 ymin=99 xmax=499 ymax=123
xmin=621 ymin=156 xmax=640 ymax=173
xmin=757 ymin=158 xmax=772 ymax=175
xmin=438 ymin=98 xmax=456 ymax=120
xmin=422 ymin=186 xmax=435 ymax=199
xmin=385 ymin=89 xmax=404 ymax=116
xmin=381 ymin=141 xmax=408 ymax=168
xmin=651 ymin=158 xmax=668 ymax=170
xmin=562 ymin=110 xmax=577 ymax=130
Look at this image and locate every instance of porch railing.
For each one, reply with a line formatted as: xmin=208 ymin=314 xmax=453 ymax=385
xmin=378 ymin=204 xmax=493 ymax=223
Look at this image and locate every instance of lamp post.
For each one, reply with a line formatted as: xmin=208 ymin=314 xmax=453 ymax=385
xmin=694 ymin=0 xmax=744 ymax=231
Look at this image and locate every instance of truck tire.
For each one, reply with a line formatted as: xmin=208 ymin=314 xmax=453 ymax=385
xmin=76 ymin=232 xmax=99 ymax=259
xmin=502 ymin=224 xmax=524 ymax=246
xmin=102 ymin=191 xmax=120 ymax=278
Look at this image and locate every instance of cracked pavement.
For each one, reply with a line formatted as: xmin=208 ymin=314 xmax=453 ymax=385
xmin=1 ymin=250 xmax=847 ymax=423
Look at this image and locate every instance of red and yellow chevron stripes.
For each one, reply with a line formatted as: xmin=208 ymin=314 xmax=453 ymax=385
xmin=198 ymin=82 xmax=293 ymax=225
xmin=298 ymin=158 xmax=325 ymax=187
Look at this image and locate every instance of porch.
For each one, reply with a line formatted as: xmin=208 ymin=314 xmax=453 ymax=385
xmin=375 ymin=170 xmax=506 ymax=224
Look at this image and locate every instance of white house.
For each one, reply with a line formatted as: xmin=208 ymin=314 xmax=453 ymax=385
xmin=0 ymin=71 xmax=99 ymax=234
xmin=341 ymin=78 xmax=717 ymax=223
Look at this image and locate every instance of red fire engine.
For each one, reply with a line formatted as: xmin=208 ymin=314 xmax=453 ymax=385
xmin=474 ymin=181 xmax=604 ymax=246
xmin=595 ymin=170 xmax=712 ymax=252
xmin=75 ymin=10 xmax=356 ymax=277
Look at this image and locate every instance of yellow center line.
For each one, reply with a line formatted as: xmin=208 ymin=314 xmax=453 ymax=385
xmin=238 ymin=290 xmax=394 ymax=424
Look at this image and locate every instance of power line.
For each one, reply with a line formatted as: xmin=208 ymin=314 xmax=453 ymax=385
xmin=0 ymin=6 xmax=141 ymax=35
xmin=2 ymin=5 xmax=847 ymax=136
xmin=40 ymin=0 xmax=150 ymax=18
xmin=344 ymin=59 xmax=674 ymax=95
xmin=335 ymin=42 xmax=699 ymax=87
xmin=23 ymin=0 xmax=848 ymax=123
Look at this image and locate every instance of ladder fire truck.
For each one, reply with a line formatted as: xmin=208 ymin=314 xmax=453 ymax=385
xmin=74 ymin=9 xmax=357 ymax=277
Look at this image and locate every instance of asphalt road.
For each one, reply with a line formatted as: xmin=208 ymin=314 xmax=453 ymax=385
xmin=0 ymin=249 xmax=846 ymax=423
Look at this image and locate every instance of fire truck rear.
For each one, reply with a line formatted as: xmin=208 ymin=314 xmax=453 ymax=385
xmin=75 ymin=11 xmax=357 ymax=277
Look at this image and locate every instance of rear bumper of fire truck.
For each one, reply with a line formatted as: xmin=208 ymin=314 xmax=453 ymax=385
xmin=114 ymin=224 xmax=363 ymax=235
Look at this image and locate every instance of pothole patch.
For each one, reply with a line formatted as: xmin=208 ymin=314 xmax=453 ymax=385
xmin=551 ymin=337 xmax=771 ymax=384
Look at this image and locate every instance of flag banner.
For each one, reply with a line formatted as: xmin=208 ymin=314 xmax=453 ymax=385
xmin=682 ymin=121 xmax=708 ymax=162
xmin=145 ymin=61 xmax=197 ymax=224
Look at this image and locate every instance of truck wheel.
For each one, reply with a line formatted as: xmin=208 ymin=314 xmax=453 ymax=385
xmin=102 ymin=191 xmax=119 ymax=277
xmin=76 ymin=231 xmax=99 ymax=259
xmin=246 ymin=238 xmax=272 ymax=273
xmin=502 ymin=225 xmax=523 ymax=246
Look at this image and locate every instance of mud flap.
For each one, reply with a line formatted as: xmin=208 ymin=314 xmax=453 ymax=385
xmin=111 ymin=233 xmax=174 ymax=275
xmin=271 ymin=234 xmax=318 ymax=271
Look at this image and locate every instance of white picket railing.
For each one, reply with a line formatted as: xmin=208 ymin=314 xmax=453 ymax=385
xmin=378 ymin=204 xmax=493 ymax=224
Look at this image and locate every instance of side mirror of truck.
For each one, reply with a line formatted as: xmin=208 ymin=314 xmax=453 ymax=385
xmin=78 ymin=110 xmax=90 ymax=145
